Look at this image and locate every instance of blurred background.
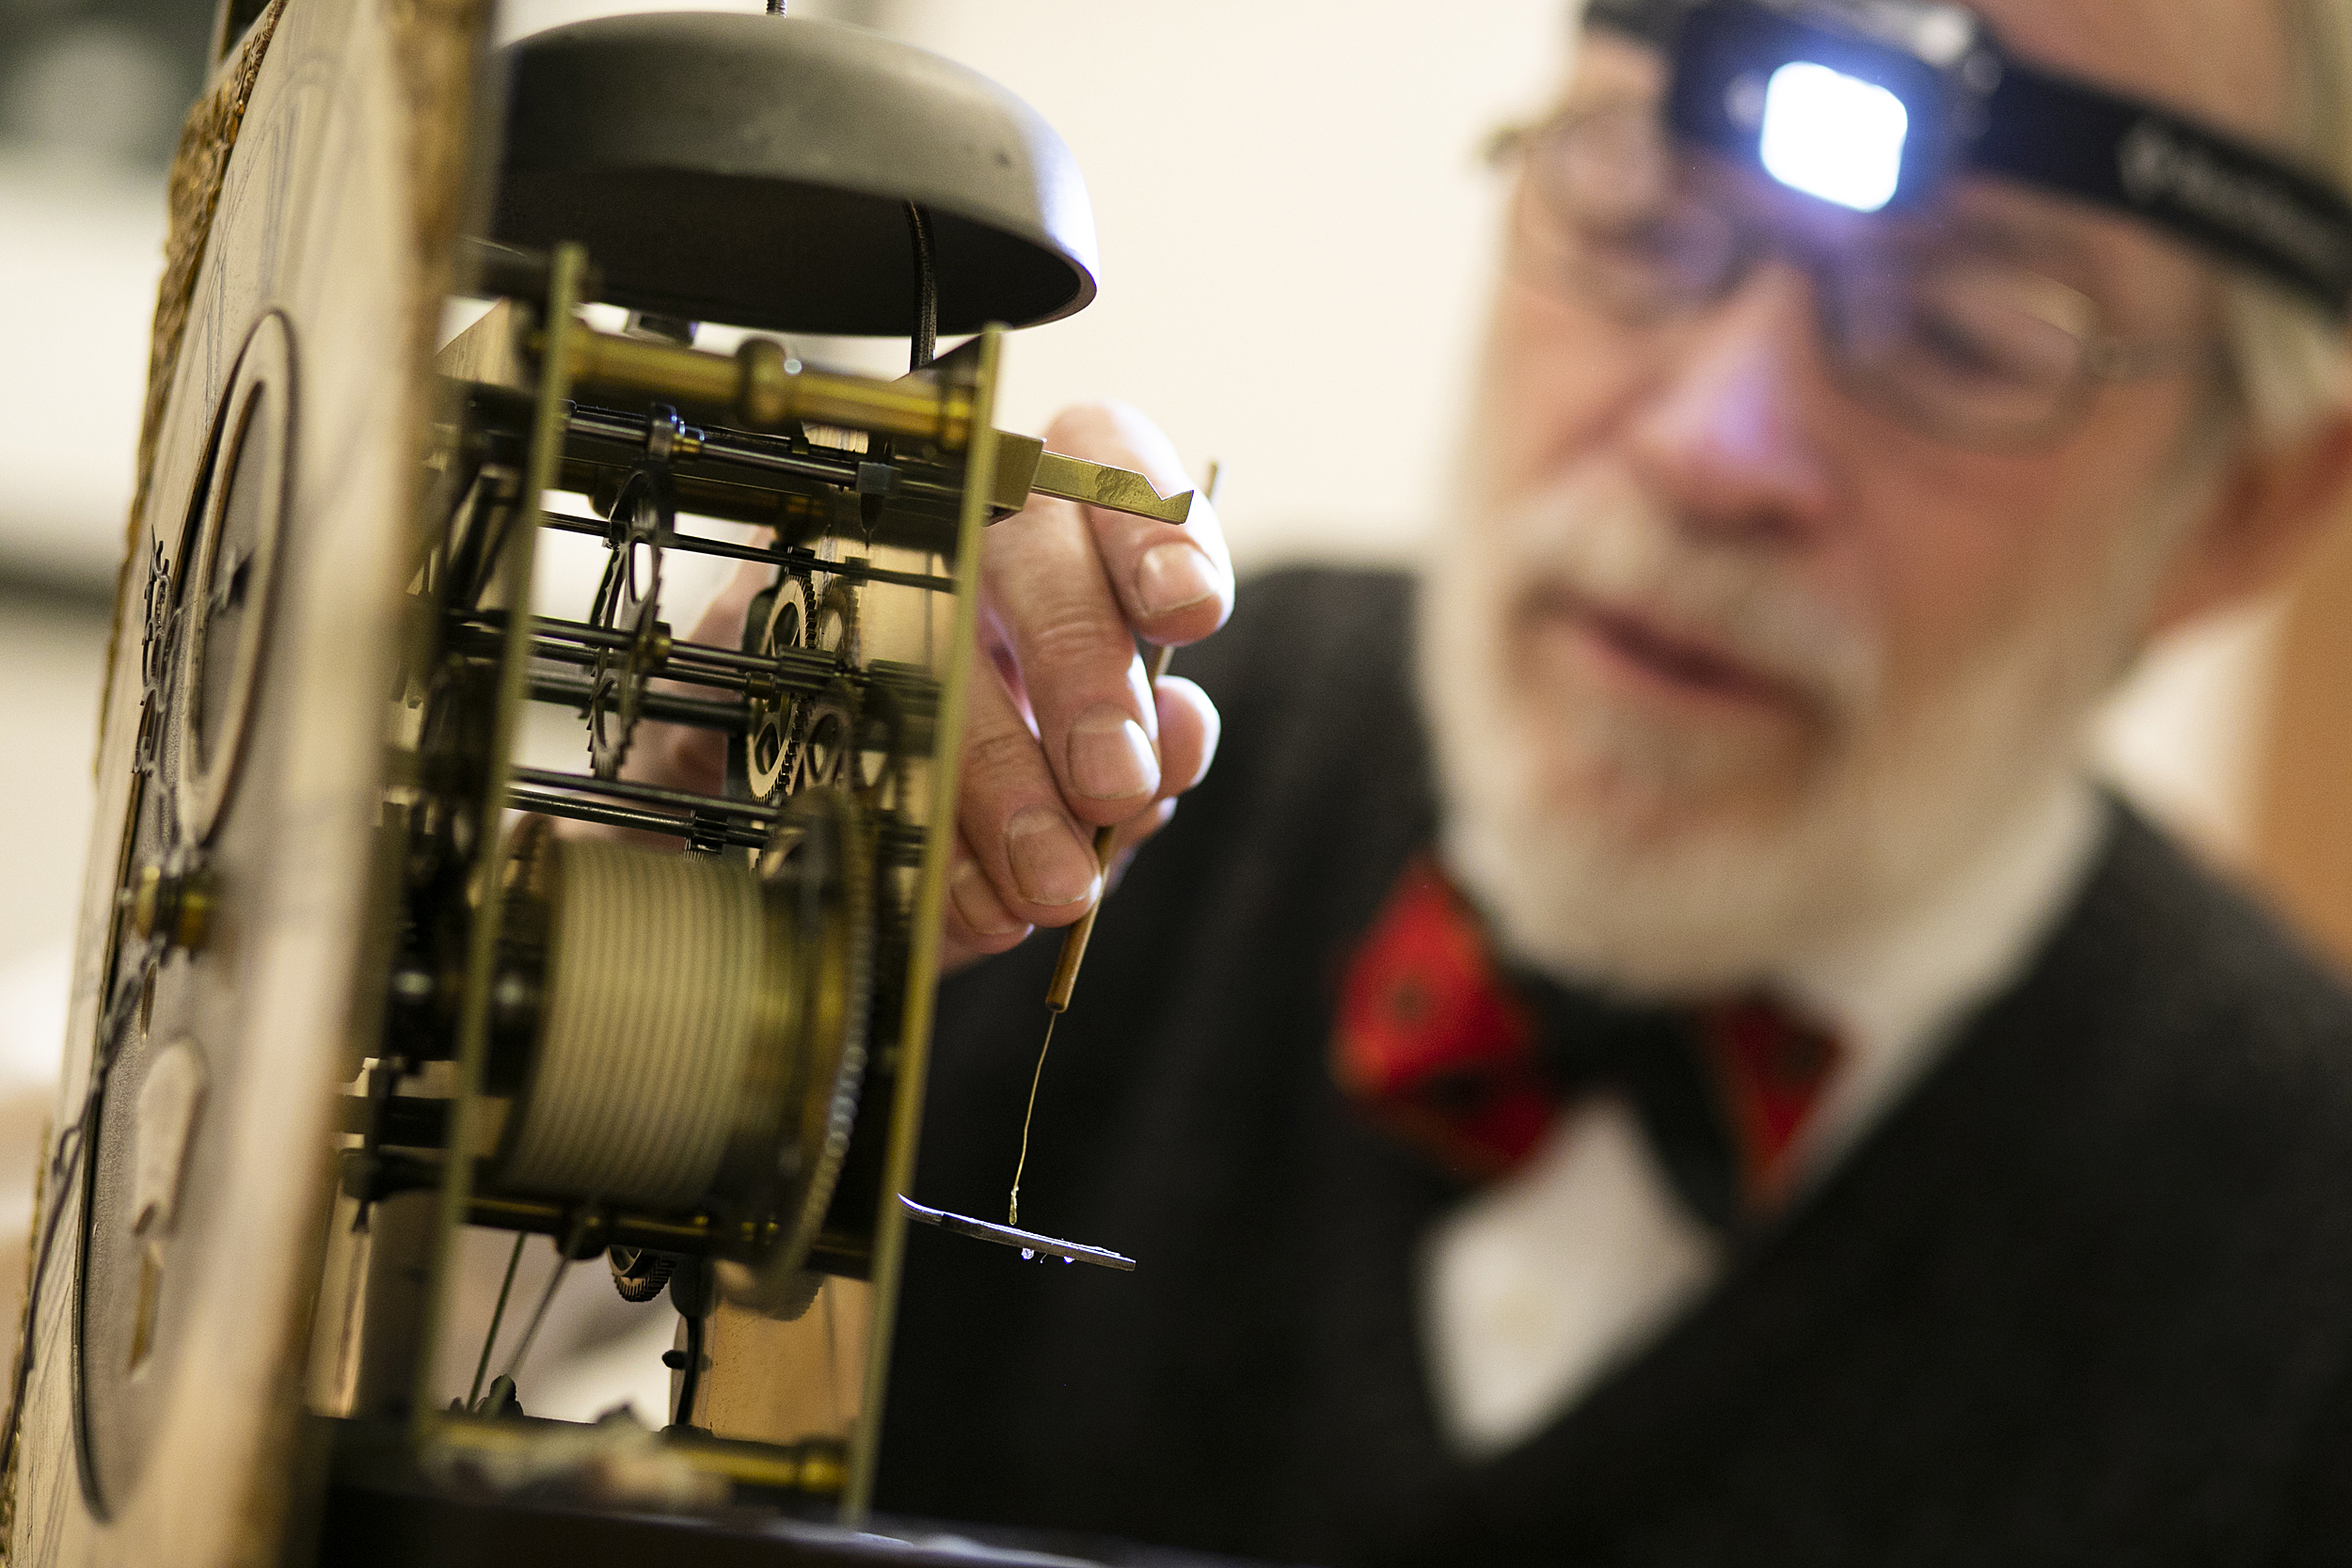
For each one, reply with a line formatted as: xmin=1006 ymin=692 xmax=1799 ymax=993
xmin=0 ymin=0 xmax=2316 ymax=1402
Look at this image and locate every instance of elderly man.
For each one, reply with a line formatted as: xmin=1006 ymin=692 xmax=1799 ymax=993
xmin=657 ymin=0 xmax=2352 ymax=1558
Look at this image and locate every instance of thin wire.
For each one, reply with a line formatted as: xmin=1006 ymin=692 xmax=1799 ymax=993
xmin=1008 ymin=1012 xmax=1057 ymax=1227
xmin=906 ymin=201 xmax=937 ymax=372
xmin=467 ymin=1231 xmax=528 ymax=1409
xmin=499 ymin=1244 xmax=573 ymax=1386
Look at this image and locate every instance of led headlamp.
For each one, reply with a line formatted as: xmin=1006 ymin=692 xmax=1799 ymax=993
xmin=1586 ymin=0 xmax=2352 ymax=312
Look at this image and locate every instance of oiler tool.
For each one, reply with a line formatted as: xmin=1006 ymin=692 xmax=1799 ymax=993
xmin=1004 ymin=462 xmax=1221 ymax=1230
xmin=901 ymin=470 xmax=1214 ymax=1270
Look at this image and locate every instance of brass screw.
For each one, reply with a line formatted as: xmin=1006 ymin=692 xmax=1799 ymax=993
xmin=131 ymin=864 xmax=215 ymax=954
xmin=791 ymin=1437 xmax=848 ymax=1497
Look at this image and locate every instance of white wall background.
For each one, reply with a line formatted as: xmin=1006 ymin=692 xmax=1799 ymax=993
xmin=485 ymin=0 xmax=1571 ymax=566
xmin=882 ymin=0 xmax=1566 ymax=561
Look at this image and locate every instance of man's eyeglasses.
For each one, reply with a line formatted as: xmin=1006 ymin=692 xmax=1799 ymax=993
xmin=1491 ymin=104 xmax=2221 ymax=449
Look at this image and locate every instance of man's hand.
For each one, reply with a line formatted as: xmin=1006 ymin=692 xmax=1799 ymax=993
xmin=641 ymin=401 xmax=1230 ymax=977
xmin=940 ymin=401 xmax=1229 ymax=973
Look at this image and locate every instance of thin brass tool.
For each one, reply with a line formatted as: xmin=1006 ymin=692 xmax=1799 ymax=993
xmin=1041 ymin=635 xmax=1179 ymax=1020
xmin=1009 ymin=462 xmax=1218 ymax=1227
xmin=992 ymin=436 xmax=1196 ymax=526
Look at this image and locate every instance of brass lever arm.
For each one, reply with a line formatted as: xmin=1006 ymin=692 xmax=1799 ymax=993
xmin=992 ymin=436 xmax=1196 ymax=527
xmin=547 ymin=323 xmax=1196 ymax=528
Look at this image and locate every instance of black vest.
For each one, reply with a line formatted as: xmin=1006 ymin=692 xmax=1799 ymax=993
xmin=879 ymin=567 xmax=2352 ymax=1567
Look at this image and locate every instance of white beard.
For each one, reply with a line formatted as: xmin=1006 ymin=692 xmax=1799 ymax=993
xmin=1417 ymin=457 xmax=2204 ymax=1000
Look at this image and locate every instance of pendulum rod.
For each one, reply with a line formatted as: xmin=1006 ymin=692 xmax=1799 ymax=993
xmin=412 ymin=243 xmax=585 ymax=1439
xmin=844 ymin=326 xmax=1005 ymax=1523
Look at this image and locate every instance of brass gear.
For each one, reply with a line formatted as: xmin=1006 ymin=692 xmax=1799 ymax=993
xmin=586 ymin=467 xmax=669 ymax=780
xmin=722 ymin=785 xmax=874 ymax=1317
xmin=742 ymin=569 xmax=814 ymax=801
xmin=808 ymin=574 xmax=859 ymax=670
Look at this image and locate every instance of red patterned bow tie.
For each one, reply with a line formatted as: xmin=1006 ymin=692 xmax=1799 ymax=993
xmin=1333 ymin=856 xmax=1842 ymax=1221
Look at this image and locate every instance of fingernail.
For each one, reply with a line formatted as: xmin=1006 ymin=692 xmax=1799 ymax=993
xmin=1067 ymin=705 xmax=1157 ymax=800
xmin=1005 ymin=807 xmax=1099 ymax=907
xmin=1136 ymin=542 xmax=1217 ymax=617
xmin=950 ymin=858 xmax=1024 ymax=937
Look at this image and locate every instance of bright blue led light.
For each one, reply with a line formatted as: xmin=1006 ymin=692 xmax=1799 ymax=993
xmin=1757 ymin=61 xmax=1910 ymax=213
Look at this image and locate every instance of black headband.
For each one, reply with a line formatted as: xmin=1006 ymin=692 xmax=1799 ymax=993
xmin=1585 ymin=0 xmax=2352 ymax=312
